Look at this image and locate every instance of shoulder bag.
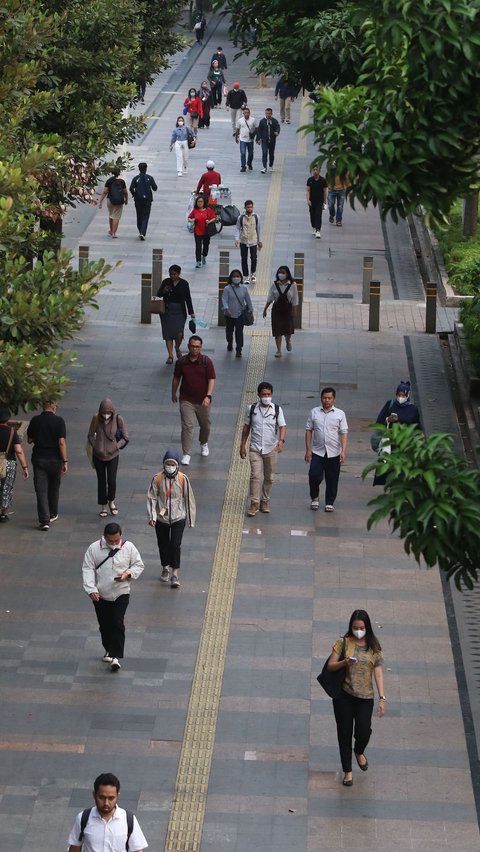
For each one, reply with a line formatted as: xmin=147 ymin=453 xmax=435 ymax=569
xmin=316 ymin=638 xmax=346 ymax=698
xmin=0 ymin=427 xmax=14 ymax=479
xmin=231 ymin=284 xmax=254 ymax=326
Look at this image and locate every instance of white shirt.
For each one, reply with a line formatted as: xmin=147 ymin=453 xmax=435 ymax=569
xmin=236 ymin=115 xmax=257 ymax=142
xmin=246 ymin=402 xmax=286 ymax=454
xmin=305 ymin=405 xmax=348 ymax=457
xmin=67 ymin=805 xmax=148 ymax=851
xmin=82 ymin=538 xmax=144 ymax=600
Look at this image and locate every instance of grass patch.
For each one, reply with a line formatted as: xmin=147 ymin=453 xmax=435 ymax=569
xmin=435 ymin=199 xmax=480 ymax=295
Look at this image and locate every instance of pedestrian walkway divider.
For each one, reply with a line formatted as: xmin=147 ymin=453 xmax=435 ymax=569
xmin=141 ymin=273 xmax=153 ymax=324
xmin=217 ymin=249 xmax=230 ymax=327
xmin=294 ymin=251 xmax=304 ymax=329
xmin=369 ymin=279 xmax=381 ymax=331
xmin=362 ymin=256 xmax=374 ymax=304
xmin=152 ymin=247 xmax=163 ymax=294
xmin=425 ymin=282 xmax=437 ymax=334
xmin=79 ymin=245 xmax=89 ymax=272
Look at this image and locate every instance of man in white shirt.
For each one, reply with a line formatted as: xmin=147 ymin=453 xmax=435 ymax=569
xmin=235 ymin=106 xmax=257 ymax=172
xmin=68 ymin=772 xmax=148 ymax=851
xmin=240 ymin=382 xmax=287 ymax=516
xmin=305 ymin=387 xmax=348 ymax=512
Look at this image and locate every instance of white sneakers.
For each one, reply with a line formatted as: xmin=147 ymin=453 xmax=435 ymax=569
xmin=201 ymin=443 xmax=209 ymax=457
xmin=182 ymin=448 xmax=209 ymax=463
xmin=181 ymin=454 xmax=191 ymax=465
xmin=315 ymin=230 xmax=321 ymax=239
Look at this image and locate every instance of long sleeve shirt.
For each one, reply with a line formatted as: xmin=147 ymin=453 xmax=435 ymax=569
xmin=82 ymin=538 xmax=144 ymax=600
xmin=221 ymin=283 xmax=253 ymax=318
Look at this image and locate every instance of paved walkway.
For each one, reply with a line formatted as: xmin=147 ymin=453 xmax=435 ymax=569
xmin=0 ymin=15 xmax=479 ymax=852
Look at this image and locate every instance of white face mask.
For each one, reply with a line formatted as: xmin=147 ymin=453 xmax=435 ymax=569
xmin=231 ymin=277 xmax=242 ymax=285
xmin=353 ymin=628 xmax=366 ymax=639
xmin=396 ymin=395 xmax=408 ymax=404
xmin=260 ymin=396 xmax=272 ymax=406
xmin=178 ymin=121 xmax=184 ymax=126
xmin=277 ymin=272 xmax=287 ymax=281
xmin=102 ymin=413 xmax=113 ymax=421
xmin=164 ymin=464 xmax=177 ymax=476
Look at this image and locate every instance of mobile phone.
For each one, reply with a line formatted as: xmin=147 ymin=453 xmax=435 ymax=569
xmin=389 ymin=413 xmax=398 ymax=421
xmin=348 ymin=656 xmax=357 ymax=662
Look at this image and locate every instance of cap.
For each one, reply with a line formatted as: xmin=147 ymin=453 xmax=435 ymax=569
xmin=163 ymin=449 xmax=180 ymax=464
xmin=233 ymin=82 xmax=240 ymax=88
xmin=206 ymin=160 xmax=215 ymax=169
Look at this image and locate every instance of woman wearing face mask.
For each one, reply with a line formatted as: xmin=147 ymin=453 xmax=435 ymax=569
xmin=221 ymin=269 xmax=253 ymax=357
xmin=207 ymin=59 xmax=226 ymax=108
xmin=263 ymin=265 xmax=299 ymax=358
xmin=147 ymin=449 xmax=196 ymax=589
xmin=326 ymin=609 xmax=385 ymax=787
xmin=198 ymin=81 xmax=213 ymax=129
xmin=373 ymin=381 xmax=421 ymax=486
xmin=170 ymin=116 xmax=195 ymax=177
xmin=183 ymin=88 xmax=203 ymax=135
xmin=87 ymin=399 xmax=129 ymax=517
xmin=187 ymin=196 xmax=217 ymax=269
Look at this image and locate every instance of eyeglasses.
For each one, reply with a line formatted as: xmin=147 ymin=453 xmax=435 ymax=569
xmin=189 ymin=344 xmax=201 ymax=348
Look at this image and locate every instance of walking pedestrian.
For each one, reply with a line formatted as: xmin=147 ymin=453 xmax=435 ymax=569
xmin=263 ymin=265 xmax=299 ymax=357
xmin=195 ymin=159 xmax=222 ymax=202
xmin=87 ymin=399 xmax=129 ymax=517
xmin=0 ymin=408 xmax=29 ymax=523
xmin=225 ymin=82 xmax=247 ymax=135
xmin=82 ymin=523 xmax=144 ymax=672
xmin=306 ymin=164 xmax=327 ymax=237
xmin=274 ymin=74 xmax=297 ymax=124
xmin=193 ymin=13 xmax=206 ymax=44
xmin=147 ymin=449 xmax=196 ymax=589
xmin=211 ymin=46 xmax=227 ymax=70
xmin=372 ymin=381 xmax=421 ymax=486
xmin=156 ymin=265 xmax=195 ymax=364
xmin=240 ymin=382 xmax=287 ymax=516
xmin=221 ymin=269 xmax=253 ymax=357
xmin=234 ymin=200 xmax=262 ymax=283
xmin=98 ymin=167 xmax=128 ymax=239
xmin=172 ymin=335 xmax=216 ymax=465
xmin=187 ymin=196 xmax=216 ymax=268
xmin=27 ymin=399 xmax=68 ymax=530
xmin=305 ymin=386 xmax=348 ymax=512
xmin=327 ymin=163 xmax=350 ymax=226
xmin=207 ymin=59 xmax=226 ymax=107
xmin=170 ymin=116 xmax=195 ymax=177
xmin=67 ymin=772 xmax=148 ymax=851
xmin=129 ymin=162 xmax=157 ymax=240
xmin=256 ymin=108 xmax=280 ymax=173
xmin=326 ymin=609 xmax=386 ymax=787
xmin=198 ymin=81 xmax=213 ymax=129
xmin=183 ymin=87 xmax=203 ymax=135
xmin=235 ymin=107 xmax=257 ymax=172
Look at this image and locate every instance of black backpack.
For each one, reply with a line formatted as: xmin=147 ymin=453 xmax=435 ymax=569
xmin=135 ymin=172 xmax=151 ymax=202
xmin=79 ymin=807 xmax=134 ymax=849
xmin=108 ymin=178 xmax=125 ymax=205
xmin=249 ymin=402 xmax=280 ymax=432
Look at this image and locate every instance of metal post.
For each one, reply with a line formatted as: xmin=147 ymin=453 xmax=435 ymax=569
xmin=218 ymin=250 xmax=230 ymax=327
xmin=368 ymin=279 xmax=380 ymax=331
xmin=425 ymin=281 xmax=437 ymax=334
xmin=362 ymin=256 xmax=374 ymax=304
xmin=293 ymin=252 xmax=304 ymax=330
xmin=141 ymin=273 xmax=152 ymax=324
xmin=152 ymin=248 xmax=163 ymax=295
xmin=79 ymin=245 xmax=89 ymax=272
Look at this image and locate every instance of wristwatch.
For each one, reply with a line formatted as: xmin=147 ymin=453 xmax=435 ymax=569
xmin=379 ymin=696 xmax=386 ymax=700
xmin=206 ymin=394 xmax=212 ymax=400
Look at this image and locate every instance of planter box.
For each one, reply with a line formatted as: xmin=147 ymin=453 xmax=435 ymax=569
xmin=453 ymin=321 xmax=480 ymax=397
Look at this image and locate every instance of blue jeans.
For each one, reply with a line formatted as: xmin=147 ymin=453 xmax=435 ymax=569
xmin=328 ymin=189 xmax=345 ymax=223
xmin=240 ymin=140 xmax=254 ymax=170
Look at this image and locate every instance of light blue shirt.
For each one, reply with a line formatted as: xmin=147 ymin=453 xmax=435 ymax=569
xmin=221 ymin=283 xmax=253 ymax=319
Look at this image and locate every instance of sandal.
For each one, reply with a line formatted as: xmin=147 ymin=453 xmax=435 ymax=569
xmin=109 ymin=503 xmax=118 ymax=516
xmin=175 ymin=348 xmax=182 ymax=358
xmin=166 ymin=356 xmax=174 ymax=365
xmin=99 ymin=508 xmax=108 ymax=517
xmin=355 ymin=754 xmax=368 ymax=771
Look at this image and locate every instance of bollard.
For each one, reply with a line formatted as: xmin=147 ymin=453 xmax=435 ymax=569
xmin=293 ymin=251 xmax=304 ymax=330
xmin=368 ymin=279 xmax=380 ymax=331
xmin=217 ymin=250 xmax=230 ymax=327
xmin=141 ymin=273 xmax=152 ymax=324
xmin=152 ymin=248 xmax=163 ymax=295
xmin=425 ymin=281 xmax=437 ymax=334
xmin=362 ymin=256 xmax=374 ymax=304
xmin=79 ymin=245 xmax=89 ymax=272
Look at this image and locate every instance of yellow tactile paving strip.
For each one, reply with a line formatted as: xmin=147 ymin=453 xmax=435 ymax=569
xmin=254 ymin=153 xmax=284 ymax=295
xmin=164 ymin=331 xmax=269 ymax=852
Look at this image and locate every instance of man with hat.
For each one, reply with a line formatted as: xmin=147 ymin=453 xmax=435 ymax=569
xmin=226 ymin=82 xmax=248 ymax=135
xmin=147 ymin=450 xmax=196 ymax=589
xmin=195 ymin=160 xmax=222 ymax=205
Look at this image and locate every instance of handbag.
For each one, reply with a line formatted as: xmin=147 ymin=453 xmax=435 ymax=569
xmin=0 ymin=427 xmax=14 ymax=479
xmin=218 ymin=204 xmax=240 ymax=226
xmin=151 ymin=298 xmax=165 ymax=315
xmin=187 ymin=218 xmax=195 ymax=233
xmin=316 ymin=639 xmax=346 ymax=698
xmin=231 ymin=284 xmax=254 ymax=326
xmin=245 ymin=119 xmax=256 ymax=140
xmin=206 ymin=217 xmax=222 ymax=237
xmin=190 ymin=110 xmax=199 ymax=119
xmin=187 ymin=134 xmax=196 ymax=149
xmin=189 ymin=319 xmax=196 ymax=334
xmin=370 ymin=399 xmax=395 ymax=451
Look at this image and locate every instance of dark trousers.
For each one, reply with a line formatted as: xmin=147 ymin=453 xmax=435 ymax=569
xmin=32 ymin=457 xmax=62 ymax=524
xmin=211 ymin=82 xmax=222 ymax=106
xmin=333 ymin=691 xmax=374 ymax=771
xmin=155 ymin=519 xmax=186 ymax=571
xmin=225 ymin=315 xmax=245 ymax=351
xmin=93 ymin=595 xmax=129 ymax=659
xmin=261 ymin=139 xmax=276 ymax=168
xmin=240 ymin=243 xmax=257 ymax=276
xmin=135 ymin=201 xmax=152 ymax=236
xmin=309 ymin=203 xmax=324 ymax=231
xmin=194 ymin=233 xmax=211 ymax=262
xmin=308 ymin=452 xmax=341 ymax=505
xmin=93 ymin=455 xmax=119 ymax=505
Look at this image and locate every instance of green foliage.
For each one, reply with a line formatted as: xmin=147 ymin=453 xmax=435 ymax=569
xmin=435 ymin=201 xmax=480 ymax=295
xmin=459 ymin=297 xmax=480 ymax=374
xmin=363 ymin=425 xmax=480 ymax=590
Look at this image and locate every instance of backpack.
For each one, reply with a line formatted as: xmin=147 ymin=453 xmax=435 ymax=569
xmin=108 ymin=178 xmax=125 ymax=205
xmin=274 ymin=282 xmax=293 ymax=314
xmin=249 ymin=403 xmax=280 ymax=433
xmin=79 ymin=807 xmax=134 ymax=850
xmin=135 ymin=172 xmax=151 ymax=202
xmin=179 ymin=354 xmax=208 ymax=368
xmin=239 ymin=213 xmax=258 ymax=232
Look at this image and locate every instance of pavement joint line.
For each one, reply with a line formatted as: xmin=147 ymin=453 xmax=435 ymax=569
xmin=163 ymin=334 xmax=269 ymax=852
xmin=255 ymin=153 xmax=284 ymax=295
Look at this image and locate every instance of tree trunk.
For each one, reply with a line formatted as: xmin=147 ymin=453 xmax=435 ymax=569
xmin=463 ymin=193 xmax=478 ymax=237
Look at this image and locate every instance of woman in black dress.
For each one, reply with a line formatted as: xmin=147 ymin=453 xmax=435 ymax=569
xmin=157 ymin=264 xmax=195 ymax=365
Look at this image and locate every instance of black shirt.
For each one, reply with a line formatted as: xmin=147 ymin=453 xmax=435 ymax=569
xmin=157 ymin=278 xmax=194 ymax=317
xmin=0 ymin=424 xmax=19 ymax=460
xmin=307 ymin=175 xmax=327 ymax=204
xmin=27 ymin=411 xmax=66 ymax=460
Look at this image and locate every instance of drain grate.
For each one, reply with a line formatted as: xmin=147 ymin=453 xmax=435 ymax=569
xmin=315 ymin=292 xmax=354 ymax=299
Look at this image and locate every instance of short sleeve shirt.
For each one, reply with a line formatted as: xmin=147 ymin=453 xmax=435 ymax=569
xmin=27 ymin=411 xmax=66 ymax=460
xmin=245 ymin=402 xmax=286 ymax=453
xmin=174 ymin=355 xmax=216 ymax=405
xmin=333 ymin=637 xmax=383 ymax=699
xmin=305 ymin=405 xmax=348 ymax=457
xmin=307 ymin=175 xmax=327 ymax=204
xmin=67 ymin=805 xmax=148 ymax=851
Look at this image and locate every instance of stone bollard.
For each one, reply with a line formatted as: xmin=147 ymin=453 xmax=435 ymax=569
xmin=152 ymin=248 xmax=163 ymax=295
xmin=368 ymin=279 xmax=380 ymax=331
xmin=79 ymin=245 xmax=89 ymax=272
xmin=217 ymin=250 xmax=230 ymax=327
xmin=425 ymin=282 xmax=437 ymax=334
xmin=362 ymin=256 xmax=374 ymax=304
xmin=293 ymin=252 xmax=304 ymax=330
xmin=141 ymin=273 xmax=152 ymax=324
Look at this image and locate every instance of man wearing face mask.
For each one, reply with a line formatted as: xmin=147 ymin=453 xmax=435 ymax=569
xmin=240 ymin=382 xmax=287 ymax=516
xmin=147 ymin=450 xmax=196 ymax=588
xmin=221 ymin=269 xmax=253 ymax=357
xmin=87 ymin=398 xmax=129 ymax=518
